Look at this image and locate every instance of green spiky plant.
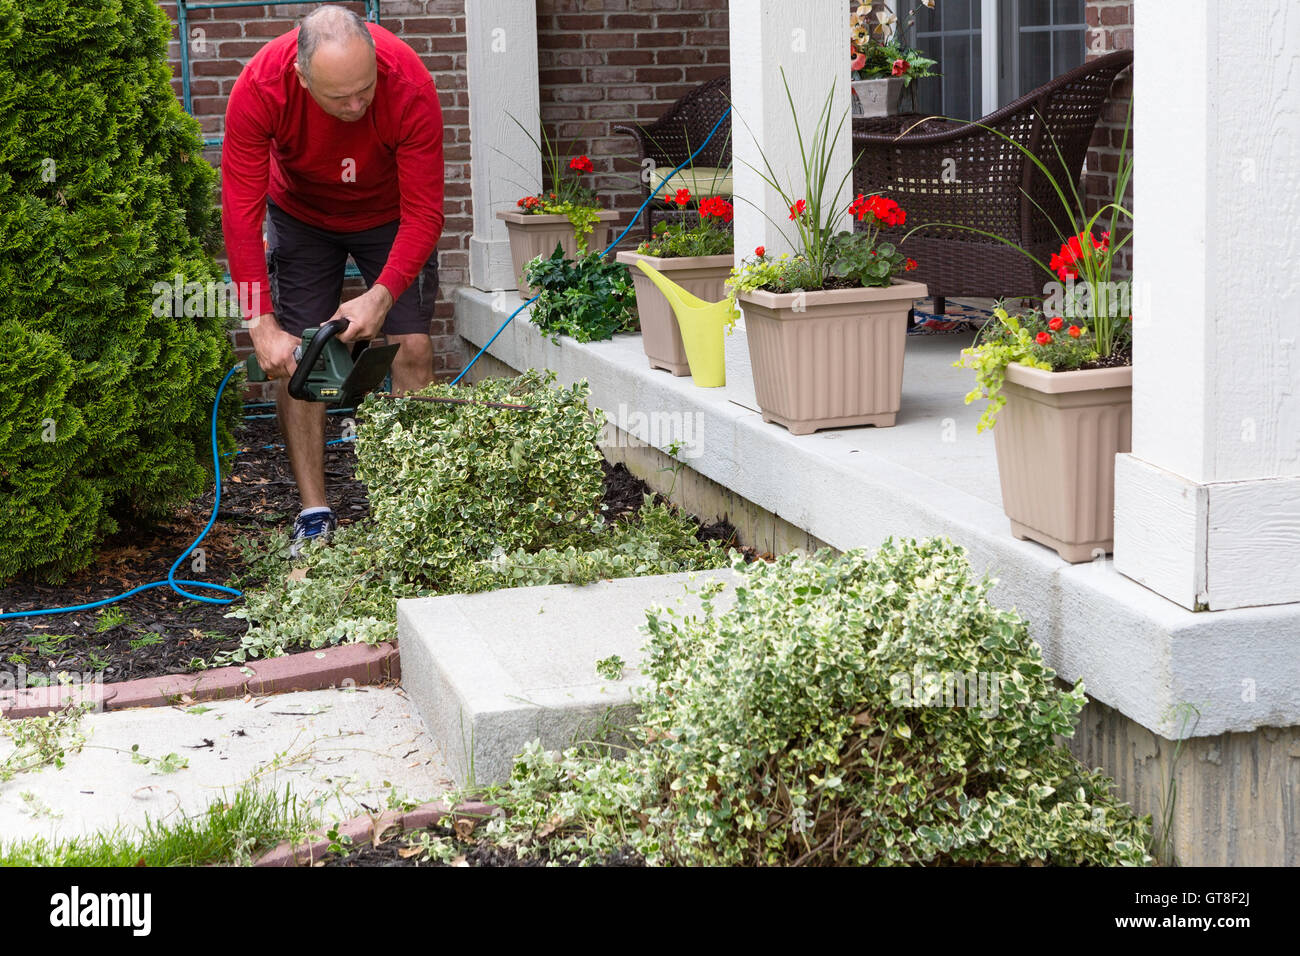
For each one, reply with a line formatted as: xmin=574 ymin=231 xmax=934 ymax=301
xmin=0 ymin=0 xmax=239 ymax=581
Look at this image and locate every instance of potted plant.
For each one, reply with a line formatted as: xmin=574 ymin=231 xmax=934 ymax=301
xmin=728 ymin=76 xmax=926 ymax=434
xmin=951 ymin=111 xmax=1133 ymax=563
xmin=615 ymin=185 xmax=735 ymax=376
xmin=850 ymin=1 xmax=938 ymax=117
xmin=498 ymin=120 xmax=619 ymax=298
xmin=522 ymin=245 xmax=637 ymax=345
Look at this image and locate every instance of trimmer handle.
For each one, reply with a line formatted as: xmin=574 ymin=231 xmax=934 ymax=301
xmin=288 ymin=318 xmax=350 ymax=401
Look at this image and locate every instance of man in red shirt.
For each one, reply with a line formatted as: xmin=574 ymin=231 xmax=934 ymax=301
xmin=222 ymin=6 xmax=444 ymax=554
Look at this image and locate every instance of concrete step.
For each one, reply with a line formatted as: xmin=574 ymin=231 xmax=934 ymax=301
xmin=398 ymin=569 xmax=739 ymax=787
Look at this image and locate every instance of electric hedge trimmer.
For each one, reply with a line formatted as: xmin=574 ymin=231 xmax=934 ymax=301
xmin=245 ymin=318 xmax=534 ymax=410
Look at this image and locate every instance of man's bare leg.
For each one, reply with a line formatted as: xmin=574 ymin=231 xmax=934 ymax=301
xmin=276 ymin=382 xmax=328 ymax=510
xmin=387 ymin=332 xmax=435 ymax=395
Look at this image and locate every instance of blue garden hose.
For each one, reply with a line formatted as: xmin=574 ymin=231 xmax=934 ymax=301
xmin=0 ymin=106 xmax=733 ymax=621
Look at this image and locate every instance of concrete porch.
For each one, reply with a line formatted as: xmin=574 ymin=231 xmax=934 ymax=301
xmin=458 ymin=286 xmax=1300 ymax=743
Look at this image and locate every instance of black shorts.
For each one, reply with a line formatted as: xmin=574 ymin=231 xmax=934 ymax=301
xmin=265 ymin=199 xmax=438 ymax=338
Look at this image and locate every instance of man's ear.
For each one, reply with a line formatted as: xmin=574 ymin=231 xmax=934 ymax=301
xmin=293 ymin=60 xmax=309 ymax=90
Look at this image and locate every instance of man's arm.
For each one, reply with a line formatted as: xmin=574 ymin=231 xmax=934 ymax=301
xmin=221 ymin=75 xmax=299 ymax=378
xmin=378 ymin=80 xmax=446 ymax=301
xmin=332 ymin=79 xmax=445 ymax=341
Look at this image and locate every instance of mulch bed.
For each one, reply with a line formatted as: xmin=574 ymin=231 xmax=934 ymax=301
xmin=0 ymin=411 xmax=741 ymax=687
xmin=321 ymin=821 xmax=645 ymax=868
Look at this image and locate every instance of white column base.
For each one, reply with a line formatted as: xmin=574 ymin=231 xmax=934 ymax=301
xmin=1116 ymin=453 xmax=1300 ymax=610
xmin=469 ymin=235 xmax=516 ymax=293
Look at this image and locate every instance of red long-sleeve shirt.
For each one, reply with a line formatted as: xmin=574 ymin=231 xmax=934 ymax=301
xmin=221 ymin=23 xmax=445 ymax=320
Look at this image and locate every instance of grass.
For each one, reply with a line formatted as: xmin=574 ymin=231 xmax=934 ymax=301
xmin=0 ymin=785 xmax=317 ymax=867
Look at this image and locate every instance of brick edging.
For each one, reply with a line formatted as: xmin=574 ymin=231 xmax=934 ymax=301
xmin=0 ymin=641 xmax=401 ymax=719
xmin=253 ymin=800 xmax=496 ymax=867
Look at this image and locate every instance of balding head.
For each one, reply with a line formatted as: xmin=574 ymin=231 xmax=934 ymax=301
xmin=294 ymin=7 xmax=377 ymax=122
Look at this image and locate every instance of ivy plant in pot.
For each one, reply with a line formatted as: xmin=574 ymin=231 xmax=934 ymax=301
xmin=615 ymin=185 xmax=735 ymax=376
xmin=498 ymin=118 xmax=619 ymax=298
xmin=949 ymin=111 xmax=1133 ymax=563
xmin=728 ymin=76 xmax=926 ymax=434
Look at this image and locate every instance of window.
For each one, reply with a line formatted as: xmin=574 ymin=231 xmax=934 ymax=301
xmin=903 ymin=0 xmax=1086 ymax=119
xmin=998 ymin=0 xmax=1086 ymax=105
xmin=911 ymin=0 xmax=983 ymax=120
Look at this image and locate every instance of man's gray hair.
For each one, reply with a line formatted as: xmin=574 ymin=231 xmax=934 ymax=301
xmin=297 ymin=6 xmax=375 ymax=83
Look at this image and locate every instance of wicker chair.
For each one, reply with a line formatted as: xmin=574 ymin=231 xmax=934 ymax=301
xmin=852 ymin=50 xmax=1133 ymax=316
xmin=615 ymin=76 xmax=733 ymax=239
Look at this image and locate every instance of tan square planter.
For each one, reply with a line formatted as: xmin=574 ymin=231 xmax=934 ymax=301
xmin=994 ymin=362 xmax=1133 ymax=563
xmin=615 ymin=250 xmax=733 ymax=376
xmin=738 ymin=279 xmax=927 ymax=434
xmin=497 ymin=209 xmax=621 ymax=298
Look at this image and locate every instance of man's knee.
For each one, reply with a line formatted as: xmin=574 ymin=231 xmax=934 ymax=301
xmin=391 ymin=332 xmax=433 ymax=361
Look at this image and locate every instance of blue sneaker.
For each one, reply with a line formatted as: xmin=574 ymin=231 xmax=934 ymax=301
xmin=290 ymin=508 xmax=337 ymax=558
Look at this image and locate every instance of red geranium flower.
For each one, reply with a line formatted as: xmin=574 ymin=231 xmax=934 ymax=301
xmin=1035 ymin=331 xmax=1052 ymax=346
xmin=1048 ymin=316 xmax=1064 ymax=331
xmin=1068 ymin=325 xmax=1082 ymax=338
xmin=699 ymin=196 xmax=734 ymax=223
xmin=671 ymin=187 xmax=692 ymax=207
xmin=892 ymin=58 xmax=909 ymax=76
xmin=1050 ymin=231 xmax=1108 ymax=282
xmin=789 ymin=199 xmax=807 ymax=220
xmin=568 ymin=155 xmax=594 ymax=174
xmin=755 ymin=246 xmax=765 ymax=257
xmin=905 ymin=258 xmax=918 ymax=271
xmin=863 ymin=194 xmax=906 ymax=227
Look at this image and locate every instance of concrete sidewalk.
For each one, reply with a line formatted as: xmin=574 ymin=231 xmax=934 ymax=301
xmin=0 ymin=686 xmax=453 ymax=847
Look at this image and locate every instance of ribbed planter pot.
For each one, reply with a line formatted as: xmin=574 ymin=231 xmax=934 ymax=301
xmin=994 ymin=362 xmax=1133 ymax=563
xmin=497 ymin=209 xmax=620 ymax=298
xmin=615 ymin=250 xmax=733 ymax=376
xmin=851 ymin=77 xmax=904 ymax=117
xmin=739 ymin=279 xmax=927 ymax=434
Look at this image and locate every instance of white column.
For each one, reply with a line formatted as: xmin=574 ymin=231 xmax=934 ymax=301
xmin=728 ymin=1 xmax=851 ymax=269
xmin=1114 ymin=0 xmax=1300 ymax=610
xmin=465 ymin=0 xmax=540 ymax=292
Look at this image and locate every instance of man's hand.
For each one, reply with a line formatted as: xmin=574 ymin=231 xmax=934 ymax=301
xmin=248 ymin=313 xmax=301 ymax=380
xmin=332 ymin=284 xmax=394 ymax=343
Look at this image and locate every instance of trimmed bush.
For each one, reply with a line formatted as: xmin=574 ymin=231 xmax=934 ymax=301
xmin=0 ymin=0 xmax=238 ymax=581
xmin=223 ymin=371 xmax=731 ymax=660
xmin=461 ymin=539 xmax=1151 ymax=866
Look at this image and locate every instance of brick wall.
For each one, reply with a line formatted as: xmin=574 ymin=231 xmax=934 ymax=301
xmin=158 ymin=0 xmax=471 ymax=392
xmin=535 ymin=0 xmax=730 ymax=248
xmin=1084 ymin=0 xmax=1133 ymax=276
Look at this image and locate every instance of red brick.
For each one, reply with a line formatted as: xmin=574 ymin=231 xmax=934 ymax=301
xmin=557 ymin=14 xmax=605 ymax=30
xmin=585 ymin=31 xmax=636 ymax=48
xmin=635 ymin=31 xmax=685 ymax=47
xmin=243 ymin=20 xmax=298 ymax=38
xmin=216 ymin=40 xmax=273 ymax=58
xmin=635 ymin=67 xmax=686 ymax=83
xmin=656 ymin=48 xmax=705 ymax=65
xmin=656 ymin=12 xmax=708 ymax=28
xmin=1100 ymin=6 xmax=1128 ymax=26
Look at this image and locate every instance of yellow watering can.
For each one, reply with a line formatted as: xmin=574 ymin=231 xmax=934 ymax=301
xmin=633 ymin=260 xmax=737 ymax=388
